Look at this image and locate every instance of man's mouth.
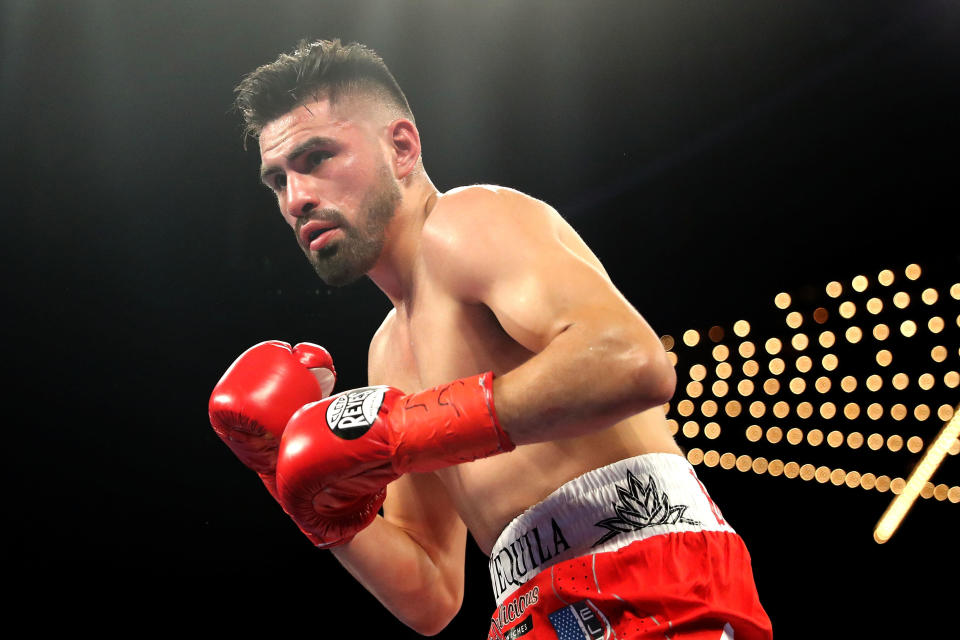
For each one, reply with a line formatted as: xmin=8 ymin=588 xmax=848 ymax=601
xmin=300 ymin=220 xmax=341 ymax=251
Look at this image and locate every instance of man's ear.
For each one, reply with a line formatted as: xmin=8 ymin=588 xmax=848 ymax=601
xmin=388 ymin=119 xmax=421 ymax=179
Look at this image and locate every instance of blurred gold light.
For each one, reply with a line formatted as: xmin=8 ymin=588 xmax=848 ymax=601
xmin=738 ymin=379 xmax=755 ymax=396
xmin=750 ymin=401 xmax=766 ymax=417
xmin=888 ymin=434 xmax=904 ymax=451
xmin=934 ymin=484 xmax=948 ymax=501
xmin=766 ymin=426 xmax=783 ymax=443
xmin=667 ymin=351 xmax=678 ymax=367
xmin=712 ymin=380 xmax=729 ymax=397
xmin=844 ymin=403 xmax=861 ymax=420
xmin=892 ymin=373 xmax=909 ymax=390
xmin=752 ymin=457 xmax=769 ymax=474
xmin=736 ymin=455 xmax=752 ymax=472
xmin=797 ymin=402 xmax=813 ymax=419
xmin=878 ymin=269 xmax=895 ymax=286
xmin=678 ymin=399 xmax=694 ymax=416
xmin=830 ymin=468 xmax=846 ymax=485
xmin=873 ymin=323 xmax=890 ymax=340
xmin=827 ymin=431 xmax=844 ymax=448
xmin=876 ymin=350 xmax=892 ymax=367
xmin=716 ymin=362 xmax=732 ymax=379
xmin=661 ymin=335 xmax=675 ymax=351
xmin=701 ymin=400 xmax=718 ymax=417
xmin=686 ymin=381 xmax=703 ymax=398
xmin=667 ymin=418 xmax=679 ymax=435
xmin=938 ymin=404 xmax=955 ymax=421
xmin=775 ymin=292 xmax=792 ymax=309
xmin=845 ymin=470 xmax=862 ymax=488
xmin=815 ymin=376 xmax=832 ymax=393
xmin=946 ymin=371 xmax=959 ymax=388
xmin=852 ymin=275 xmax=869 ymax=292
xmin=893 ymin=291 xmax=910 ymax=309
xmin=705 ymin=422 xmax=721 ymax=439
xmin=891 ymin=478 xmax=906 ymax=495
xmin=792 ymin=333 xmax=809 ymax=351
xmin=847 ymin=432 xmax=864 ymax=449
xmin=787 ymin=428 xmax=803 ymax=445
xmin=720 ymin=453 xmax=736 ymax=470
xmin=867 ymin=404 xmax=883 ymax=420
xmin=905 ymin=263 xmax=922 ymax=280
xmin=846 ymin=326 xmax=863 ymax=344
xmin=813 ymin=307 xmax=829 ymax=324
xmin=891 ymin=404 xmax=907 ymax=421
xmin=687 ymin=448 xmax=704 ymax=465
xmin=931 ymin=346 xmax=947 ymax=362
xmin=921 ymin=288 xmax=938 ymax=305
xmin=704 ymin=450 xmax=720 ymax=467
xmin=683 ymin=421 xmax=700 ymax=438
xmin=815 ymin=466 xmax=831 ymax=483
xmin=826 ymin=281 xmax=843 ymax=298
xmin=952 ymin=283 xmax=960 ymax=299
xmin=866 ymin=375 xmax=883 ymax=391
xmin=725 ymin=400 xmax=742 ymax=417
xmin=928 ymin=316 xmax=944 ymax=333
xmin=712 ymin=345 xmax=729 ymax=361
xmin=807 ymin=429 xmax=824 ymax=446
xmin=785 ymin=462 xmax=801 ymax=478
xmin=819 ymin=331 xmax=836 ymax=348
xmin=690 ymin=364 xmax=708 ymax=381
xmin=875 ymin=403 xmax=960 ymax=543
xmin=866 ymin=297 xmax=883 ymax=314
xmin=773 ymin=401 xmax=790 ymax=418
xmin=796 ymin=356 xmax=813 ymax=373
xmin=765 ymin=338 xmax=782 ymax=355
xmin=734 ymin=320 xmax=751 ymax=337
xmin=900 ymin=320 xmax=917 ymax=337
xmin=739 ymin=341 xmax=756 ymax=358
xmin=800 ymin=464 xmax=816 ymax=480
xmin=769 ymin=358 xmax=785 ymax=375
xmin=907 ymin=435 xmax=924 ymax=452
xmin=861 ymin=473 xmax=877 ymax=490
xmin=839 ymin=301 xmax=857 ymax=319
xmin=914 ymin=405 xmax=930 ymax=422
xmin=918 ymin=373 xmax=935 ymax=390
xmin=786 ymin=311 xmax=803 ymax=329
xmin=763 ymin=378 xmax=780 ymax=395
xmin=683 ymin=329 xmax=700 ymax=347
xmin=876 ymin=476 xmax=892 ymax=492
xmin=841 ymin=376 xmax=857 ymax=392
xmin=708 ymin=326 xmax=725 ymax=342
xmin=820 ymin=402 xmax=837 ymax=419
xmin=867 ymin=433 xmax=884 ymax=450
xmin=789 ymin=377 xmax=806 ymax=394
xmin=822 ymin=354 xmax=839 ymax=371
xmin=768 ymin=459 xmax=785 ymax=476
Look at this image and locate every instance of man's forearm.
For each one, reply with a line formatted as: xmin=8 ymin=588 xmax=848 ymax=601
xmin=330 ymin=514 xmax=465 ymax=636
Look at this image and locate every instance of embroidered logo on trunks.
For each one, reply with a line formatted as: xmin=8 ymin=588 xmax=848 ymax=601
xmin=489 ymin=518 xmax=570 ymax=601
xmin=325 ymin=387 xmax=387 ymax=439
xmin=593 ymin=469 xmax=701 ymax=546
xmin=548 ymin=600 xmax=608 ymax=640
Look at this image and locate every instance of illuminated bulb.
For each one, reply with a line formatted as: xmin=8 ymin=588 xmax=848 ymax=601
xmin=766 ymin=426 xmax=783 ymax=443
xmin=900 ymin=320 xmax=917 ymax=337
xmin=716 ymin=362 xmax=732 ymax=379
xmin=822 ymin=354 xmax=839 ymax=371
xmin=667 ymin=352 xmax=678 ymax=367
xmin=938 ymin=404 xmax=955 ymax=421
xmin=769 ymin=358 xmax=785 ymax=375
xmin=701 ymin=400 xmax=718 ymax=417
xmin=893 ymin=292 xmax=910 ymax=309
xmin=845 ymin=471 xmax=861 ymax=488
xmin=878 ymin=269 xmax=895 ymax=286
xmin=749 ymin=401 xmax=766 ymax=417
xmin=787 ymin=428 xmax=803 ymax=445
xmin=784 ymin=462 xmax=800 ymax=478
xmin=867 ymin=403 xmax=883 ymax=420
xmin=934 ymin=484 xmax=948 ymax=501
xmin=844 ymin=403 xmax=861 ymax=420
xmin=752 ymin=457 xmax=769 ymax=474
xmin=736 ymin=455 xmax=752 ymax=472
xmin=725 ymin=400 xmax=742 ymax=417
xmin=867 ymin=433 xmax=884 ymax=450
xmin=891 ymin=404 xmax=908 ymax=421
xmin=952 ymin=283 xmax=960 ymax=299
xmin=815 ymin=466 xmax=831 ymax=483
xmin=683 ymin=329 xmax=700 ymax=347
xmin=861 ymin=473 xmax=877 ymax=490
xmin=839 ymin=301 xmax=857 ymax=319
xmin=891 ymin=478 xmax=906 ymax=495
xmin=846 ymin=326 xmax=863 ymax=344
xmin=922 ymin=288 xmax=938 ymax=305
xmin=931 ymin=346 xmax=947 ymax=363
xmin=826 ymin=281 xmax=843 ymax=298
xmin=683 ymin=421 xmax=700 ymax=438
xmin=876 ymin=350 xmax=893 ymax=367
xmin=789 ymin=377 xmax=806 ymax=394
xmin=866 ymin=375 xmax=883 ymax=391
xmin=734 ymin=320 xmax=751 ymax=337
xmin=820 ymin=402 xmax=837 ymax=419
xmin=815 ymin=376 xmax=832 ymax=393
xmin=661 ymin=335 xmax=675 ymax=351
xmin=796 ymin=356 xmax=812 ymax=373
xmin=712 ymin=344 xmax=729 ymax=361
xmin=914 ymin=405 xmax=930 ymax=422
xmin=768 ymin=459 xmax=785 ymax=476
xmin=841 ymin=376 xmax=857 ymax=392
xmin=687 ymin=448 xmax=704 ymax=465
xmin=765 ymin=338 xmax=782 ymax=355
xmin=888 ymin=434 xmax=904 ymax=451
xmin=704 ymin=450 xmax=720 ymax=467
xmin=739 ymin=341 xmax=756 ymax=358
xmin=667 ymin=419 xmax=679 ymax=435
xmin=928 ymin=316 xmax=944 ymax=333
xmin=946 ymin=371 xmax=959 ymax=388
xmin=830 ymin=469 xmax=846 ymax=486
xmin=708 ymin=326 xmax=725 ymax=342
xmin=905 ymin=263 xmax=921 ymax=280
xmin=797 ymin=402 xmax=814 ymax=419
xmin=792 ymin=333 xmax=809 ymax=351
xmin=892 ymin=373 xmax=909 ymax=390
xmin=907 ymin=435 xmax=924 ymax=452
xmin=950 ymin=487 xmax=960 ymax=503
xmin=852 ymin=275 xmax=869 ymax=292
xmin=807 ymin=429 xmax=824 ymax=446
xmin=738 ymin=379 xmax=755 ymax=396
xmin=763 ymin=378 xmax=780 ymax=395
xmin=873 ymin=323 xmax=890 ymax=340
xmin=921 ymin=483 xmax=935 ymax=499
xmin=712 ymin=380 xmax=729 ymax=397
xmin=690 ymin=364 xmax=707 ymax=381
xmin=876 ymin=476 xmax=891 ymax=492
xmin=678 ymin=399 xmax=694 ymax=416
xmin=918 ymin=373 xmax=934 ymax=390
xmin=819 ymin=331 xmax=836 ymax=349
xmin=775 ymin=292 xmax=792 ymax=309
xmin=867 ymin=297 xmax=883 ymax=314
xmin=827 ymin=431 xmax=844 ymax=448
xmin=773 ymin=401 xmax=790 ymax=418
xmin=686 ymin=381 xmax=703 ymax=398
xmin=813 ymin=307 xmax=829 ymax=324
xmin=847 ymin=432 xmax=864 ymax=449
xmin=705 ymin=422 xmax=721 ymax=439
xmin=720 ymin=453 xmax=736 ymax=470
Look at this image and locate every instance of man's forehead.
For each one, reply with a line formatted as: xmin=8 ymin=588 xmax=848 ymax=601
xmin=258 ymin=99 xmax=344 ymax=156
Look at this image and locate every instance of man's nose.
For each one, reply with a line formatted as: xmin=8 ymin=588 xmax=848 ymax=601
xmin=284 ymin=173 xmax=320 ymax=219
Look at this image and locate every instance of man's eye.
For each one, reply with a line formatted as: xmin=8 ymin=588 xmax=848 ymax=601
xmin=274 ymin=174 xmax=287 ymax=190
xmin=308 ymin=150 xmax=332 ymax=166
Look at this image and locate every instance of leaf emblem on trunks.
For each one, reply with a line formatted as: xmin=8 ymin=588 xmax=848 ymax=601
xmin=592 ymin=470 xmax=701 ymax=546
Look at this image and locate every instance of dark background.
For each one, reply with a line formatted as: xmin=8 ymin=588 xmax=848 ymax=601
xmin=4 ymin=1 xmax=958 ymax=636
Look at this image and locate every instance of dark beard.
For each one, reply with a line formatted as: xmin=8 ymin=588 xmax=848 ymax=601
xmin=303 ymin=167 xmax=401 ymax=287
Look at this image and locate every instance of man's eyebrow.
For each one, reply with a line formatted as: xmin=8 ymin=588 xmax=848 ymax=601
xmin=259 ymin=136 xmax=336 ymax=183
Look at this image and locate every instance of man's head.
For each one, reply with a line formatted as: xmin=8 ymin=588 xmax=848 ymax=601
xmin=235 ymin=39 xmax=420 ymax=286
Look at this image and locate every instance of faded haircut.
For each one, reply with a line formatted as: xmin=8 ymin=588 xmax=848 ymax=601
xmin=233 ymin=39 xmax=413 ymax=148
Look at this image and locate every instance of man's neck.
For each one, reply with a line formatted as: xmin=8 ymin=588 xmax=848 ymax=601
xmin=367 ymin=177 xmax=440 ymax=309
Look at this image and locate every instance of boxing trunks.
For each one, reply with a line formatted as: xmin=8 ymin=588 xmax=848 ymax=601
xmin=486 ymin=453 xmax=772 ymax=639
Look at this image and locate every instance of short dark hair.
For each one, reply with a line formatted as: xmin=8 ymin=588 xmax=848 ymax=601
xmin=233 ymin=39 xmax=413 ymax=147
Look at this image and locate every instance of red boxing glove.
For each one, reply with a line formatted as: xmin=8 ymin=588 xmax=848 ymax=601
xmin=208 ymin=340 xmax=336 ymax=500
xmin=276 ymin=372 xmax=514 ymax=547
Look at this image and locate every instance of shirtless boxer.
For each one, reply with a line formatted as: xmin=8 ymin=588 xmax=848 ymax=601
xmin=210 ymin=39 xmax=772 ymax=639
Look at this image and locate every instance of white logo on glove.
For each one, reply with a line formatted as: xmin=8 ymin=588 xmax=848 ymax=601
xmin=326 ymin=386 xmax=388 ymax=439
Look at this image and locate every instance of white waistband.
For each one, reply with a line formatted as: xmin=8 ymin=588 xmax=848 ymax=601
xmin=488 ymin=452 xmax=735 ymax=605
